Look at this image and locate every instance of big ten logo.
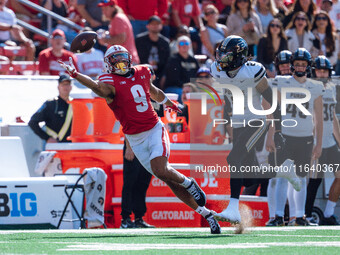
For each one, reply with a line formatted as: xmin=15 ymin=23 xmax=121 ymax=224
xmin=204 ymin=104 xmax=224 ymax=138
xmin=251 ymin=209 xmax=263 ymax=219
xmin=0 ymin=193 xmax=37 ymax=217
xmin=151 ymin=178 xmax=167 ymax=187
xmin=200 ymin=172 xmax=218 ymax=188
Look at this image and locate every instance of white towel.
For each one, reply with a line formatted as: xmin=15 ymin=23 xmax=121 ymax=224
xmin=34 ymin=151 xmax=57 ymax=176
xmin=83 ymin=167 xmax=107 ymax=228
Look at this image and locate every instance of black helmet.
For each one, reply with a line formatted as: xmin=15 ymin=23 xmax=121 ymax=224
xmin=275 ymin=50 xmax=292 ymax=75
xmin=215 ymin=35 xmax=248 ymax=72
xmin=291 ymin=48 xmax=312 ymax=77
xmin=312 ymin=55 xmax=332 ymax=78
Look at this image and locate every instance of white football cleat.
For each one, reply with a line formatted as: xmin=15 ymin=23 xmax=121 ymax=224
xmin=213 ymin=206 xmax=241 ymax=224
xmin=276 ymin=159 xmax=301 ymax=191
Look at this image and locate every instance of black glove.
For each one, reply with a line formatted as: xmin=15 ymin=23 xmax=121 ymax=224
xmin=274 ymin=132 xmax=286 ymax=151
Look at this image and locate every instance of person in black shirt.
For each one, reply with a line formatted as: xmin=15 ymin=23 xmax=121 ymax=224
xmin=28 ymin=74 xmax=73 ymax=143
xmin=135 ymin=15 xmax=170 ymax=87
xmin=162 ymin=35 xmax=199 ymax=104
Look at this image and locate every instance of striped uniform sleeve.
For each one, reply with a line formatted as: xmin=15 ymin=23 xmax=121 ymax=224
xmin=98 ymin=74 xmax=114 ymax=84
xmin=254 ymin=65 xmax=266 ymax=84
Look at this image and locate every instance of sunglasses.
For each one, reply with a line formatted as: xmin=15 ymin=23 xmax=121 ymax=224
xmin=205 ymin=11 xmax=215 ymax=16
xmin=179 ymin=41 xmax=190 ymax=46
xmin=295 ymin=17 xmax=307 ymax=21
xmin=270 ymin=23 xmax=281 ymax=28
xmin=316 ymin=16 xmax=328 ymax=21
xmin=198 ymin=75 xmax=211 ymax=78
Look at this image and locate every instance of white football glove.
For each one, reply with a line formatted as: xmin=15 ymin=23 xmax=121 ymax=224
xmin=58 ymin=57 xmax=77 ymax=78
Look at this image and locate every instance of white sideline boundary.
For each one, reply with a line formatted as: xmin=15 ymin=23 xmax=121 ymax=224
xmin=0 ymin=226 xmax=340 ymax=235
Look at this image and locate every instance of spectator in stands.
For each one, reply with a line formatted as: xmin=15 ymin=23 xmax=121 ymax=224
xmin=321 ymin=0 xmax=333 ymax=13
xmin=38 ymin=29 xmax=78 ymax=75
xmin=97 ymin=0 xmax=140 ymax=64
xmin=285 ymin=12 xmax=319 ymax=58
xmin=329 ymin=0 xmax=340 ymax=32
xmin=254 ymin=0 xmax=279 ymax=33
xmin=162 ymin=35 xmax=199 ymax=103
xmin=257 ymin=18 xmax=288 ymax=77
xmin=200 ymin=4 xmax=228 ymax=60
xmin=76 ymin=48 xmax=104 ymax=79
xmin=135 ymin=15 xmax=170 ymax=87
xmin=29 ymin=74 xmax=73 ymax=143
xmin=282 ymin=0 xmax=317 ymax=28
xmin=0 ymin=0 xmax=36 ymax=61
xmin=169 ymin=0 xmax=203 ymax=53
xmin=77 ymin=0 xmax=108 ymax=30
xmin=53 ymin=0 xmax=82 ymax=43
xmin=169 ymin=25 xmax=194 ymax=56
xmin=227 ymin=0 xmax=263 ymax=56
xmin=170 ymin=0 xmax=203 ymax=32
xmin=274 ymin=0 xmax=289 ymax=21
xmin=117 ymin=0 xmax=168 ymax=38
xmin=311 ymin=11 xmax=339 ymax=66
xmin=41 ymin=0 xmax=67 ymax=30
xmin=8 ymin=0 xmax=41 ymax=28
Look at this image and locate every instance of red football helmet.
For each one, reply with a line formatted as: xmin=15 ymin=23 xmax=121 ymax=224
xmin=104 ymin=45 xmax=132 ymax=75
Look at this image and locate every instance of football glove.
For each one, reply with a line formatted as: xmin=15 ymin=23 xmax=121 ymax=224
xmin=165 ymin=102 xmax=183 ymax=113
xmin=274 ymin=131 xmax=286 ymax=151
xmin=58 ymin=57 xmax=78 ymax=78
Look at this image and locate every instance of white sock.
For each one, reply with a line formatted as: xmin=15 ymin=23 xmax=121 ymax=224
xmin=181 ymin=177 xmax=192 ymax=188
xmin=195 ymin=206 xmax=210 ymax=217
xmin=275 ymin=178 xmax=288 ymax=217
xmin=267 ymin=178 xmax=276 ymax=219
xmin=287 ymin=182 xmax=296 ymax=218
xmin=324 ymin=200 xmax=337 ymax=218
xmin=228 ymin=198 xmax=239 ymax=210
xmin=294 ymin=177 xmax=307 ymax=218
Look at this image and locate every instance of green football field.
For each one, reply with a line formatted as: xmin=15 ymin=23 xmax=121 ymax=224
xmin=1 ymin=226 xmax=340 ymax=254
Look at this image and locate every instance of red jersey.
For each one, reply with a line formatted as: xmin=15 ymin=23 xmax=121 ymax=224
xmin=38 ymin=48 xmax=78 ymax=75
xmin=99 ymin=65 xmax=159 ymax=135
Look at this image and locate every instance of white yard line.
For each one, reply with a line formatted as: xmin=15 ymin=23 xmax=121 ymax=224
xmin=56 ymin=241 xmax=340 ymax=251
xmin=0 ymin=226 xmax=339 ymax=235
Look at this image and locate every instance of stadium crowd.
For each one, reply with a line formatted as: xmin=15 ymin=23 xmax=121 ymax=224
xmin=0 ymin=0 xmax=339 ymax=227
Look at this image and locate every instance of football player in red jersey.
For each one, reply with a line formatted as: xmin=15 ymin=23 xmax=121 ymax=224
xmin=59 ymin=45 xmax=221 ymax=234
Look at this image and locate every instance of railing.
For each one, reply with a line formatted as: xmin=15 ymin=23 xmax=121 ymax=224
xmin=17 ymin=0 xmax=82 ymax=46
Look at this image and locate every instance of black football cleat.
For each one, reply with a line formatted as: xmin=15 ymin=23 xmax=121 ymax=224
xmin=205 ymin=211 xmax=221 ymax=234
xmin=134 ymin=218 xmax=155 ymax=228
xmin=186 ymin=177 xmax=206 ymax=207
xmin=120 ymin=218 xmax=135 ymax=229
xmin=320 ymin=215 xmax=340 ymax=226
xmin=266 ymin=216 xmax=284 ymax=226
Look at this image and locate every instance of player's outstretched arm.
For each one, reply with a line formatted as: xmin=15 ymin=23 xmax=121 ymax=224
xmin=149 ymin=83 xmax=182 ymax=113
xmin=58 ymin=57 xmax=114 ymax=99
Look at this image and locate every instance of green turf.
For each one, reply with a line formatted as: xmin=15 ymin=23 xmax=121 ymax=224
xmin=0 ymin=227 xmax=339 ymax=254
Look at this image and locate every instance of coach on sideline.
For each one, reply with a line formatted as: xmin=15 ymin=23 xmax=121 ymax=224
xmin=29 ymin=74 xmax=73 ymax=143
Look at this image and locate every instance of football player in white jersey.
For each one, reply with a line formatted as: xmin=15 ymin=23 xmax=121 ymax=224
xmin=267 ymin=48 xmax=324 ymax=226
xmin=211 ymin=36 xmax=301 ymax=224
xmin=266 ymin=50 xmax=293 ymax=226
xmin=305 ymin=56 xmax=340 ymax=225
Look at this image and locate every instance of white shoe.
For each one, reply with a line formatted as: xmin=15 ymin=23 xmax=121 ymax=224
xmin=213 ymin=206 xmax=241 ymax=224
xmin=276 ymin=159 xmax=301 ymax=191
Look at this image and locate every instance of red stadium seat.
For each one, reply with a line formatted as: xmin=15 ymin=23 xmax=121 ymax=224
xmin=0 ymin=61 xmax=11 ymax=74
xmin=1 ymin=46 xmax=27 ymax=58
xmin=9 ymin=61 xmax=39 ymax=75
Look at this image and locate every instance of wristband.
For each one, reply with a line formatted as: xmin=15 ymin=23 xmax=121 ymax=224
xmin=159 ymin=96 xmax=169 ymax=104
